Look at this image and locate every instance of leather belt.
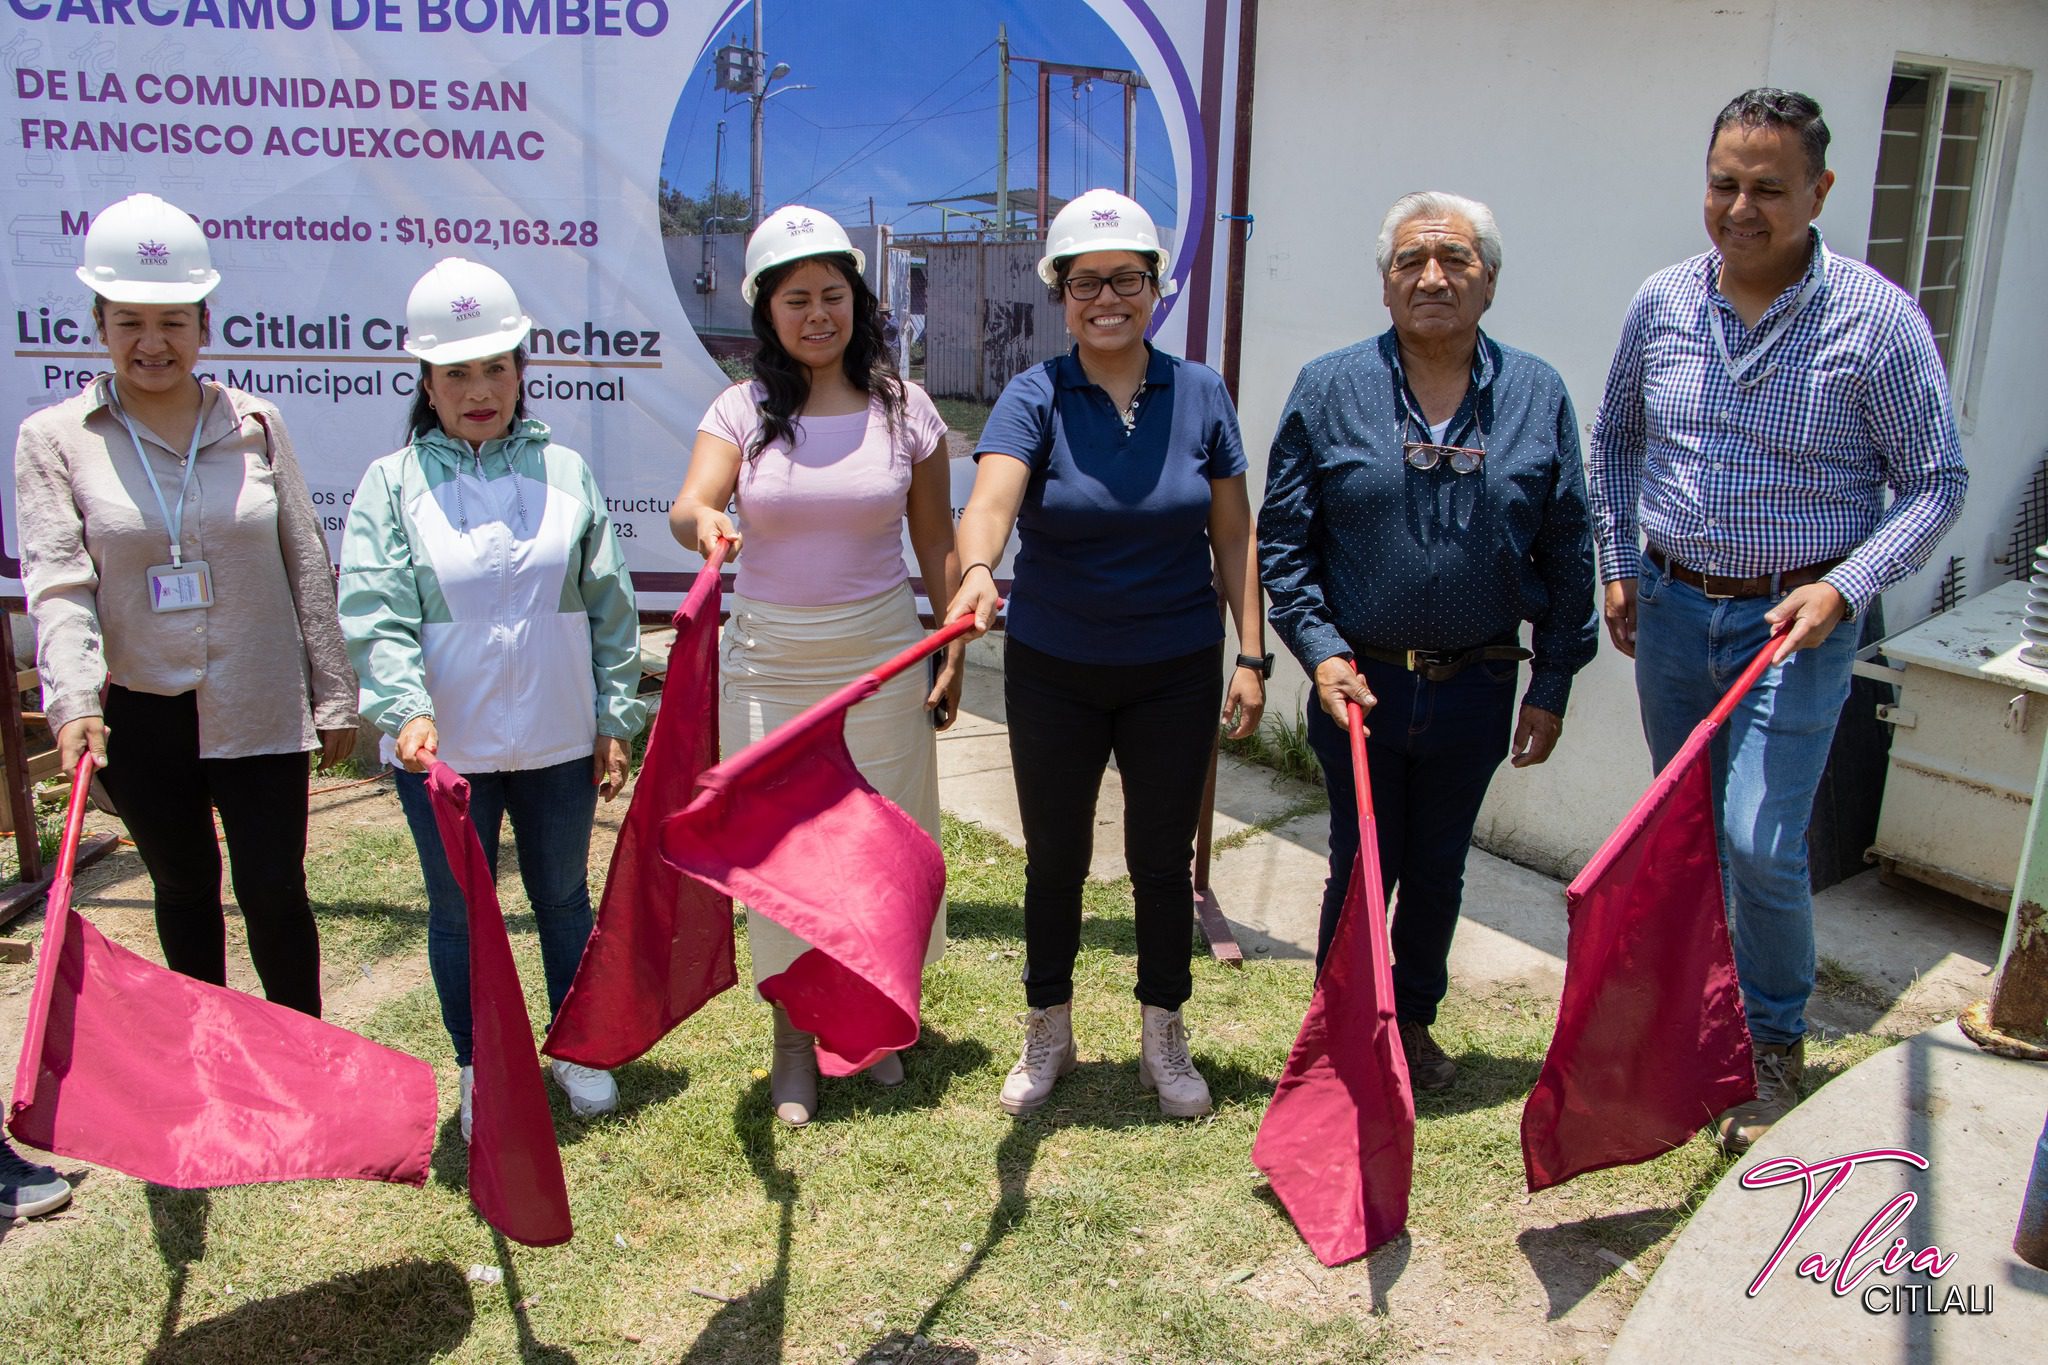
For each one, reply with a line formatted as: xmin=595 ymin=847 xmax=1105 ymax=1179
xmin=1354 ymin=643 xmax=1531 ymax=683
xmin=1645 ymin=546 xmax=1843 ymax=600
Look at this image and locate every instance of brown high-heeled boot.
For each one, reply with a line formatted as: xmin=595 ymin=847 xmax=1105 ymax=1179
xmin=770 ymin=1004 xmax=818 ymax=1126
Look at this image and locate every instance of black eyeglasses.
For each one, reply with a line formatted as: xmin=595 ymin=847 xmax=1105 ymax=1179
xmin=1400 ymin=411 xmax=1487 ymax=474
xmin=1061 ymin=270 xmax=1153 ymax=300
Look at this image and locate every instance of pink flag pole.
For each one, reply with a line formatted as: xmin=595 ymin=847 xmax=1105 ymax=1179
xmin=11 ymin=754 xmax=94 ymax=1116
xmin=1569 ymin=627 xmax=1786 ymax=895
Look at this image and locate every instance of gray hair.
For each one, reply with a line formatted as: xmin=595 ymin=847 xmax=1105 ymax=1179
xmin=1374 ymin=191 xmax=1503 ymax=277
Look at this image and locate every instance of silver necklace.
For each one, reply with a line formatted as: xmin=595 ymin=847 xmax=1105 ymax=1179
xmin=1117 ymin=386 xmax=1143 ymax=434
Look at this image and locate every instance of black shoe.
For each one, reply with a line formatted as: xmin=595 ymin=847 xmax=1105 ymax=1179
xmin=0 ymin=1138 xmax=72 ymax=1219
xmin=1398 ymin=1018 xmax=1457 ymax=1092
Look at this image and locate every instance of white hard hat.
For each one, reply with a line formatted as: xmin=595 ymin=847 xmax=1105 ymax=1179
xmin=75 ymin=193 xmax=220 ymax=304
xmin=402 ymin=257 xmax=533 ymax=365
xmin=1037 ymin=188 xmax=1171 ymax=287
xmin=741 ymin=206 xmax=866 ymax=305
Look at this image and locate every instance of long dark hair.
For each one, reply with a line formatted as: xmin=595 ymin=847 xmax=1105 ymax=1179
xmin=747 ymin=252 xmax=903 ymax=460
xmin=405 ymin=347 xmax=530 ymax=443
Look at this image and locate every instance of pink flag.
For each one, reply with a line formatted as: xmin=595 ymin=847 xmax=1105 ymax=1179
xmin=546 ymin=546 xmax=736 ymax=1069
xmin=1519 ymin=636 xmax=1782 ymax=1192
xmin=425 ymin=763 xmax=573 ymax=1247
xmin=659 ymin=617 xmax=973 ymax=1077
xmin=9 ymin=758 xmax=435 ymax=1189
xmin=1254 ymin=695 xmax=1414 ymax=1265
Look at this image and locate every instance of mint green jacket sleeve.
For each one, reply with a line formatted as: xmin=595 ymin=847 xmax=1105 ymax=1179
xmin=572 ymin=455 xmax=647 ymax=740
xmin=336 ymin=457 xmax=435 ymax=738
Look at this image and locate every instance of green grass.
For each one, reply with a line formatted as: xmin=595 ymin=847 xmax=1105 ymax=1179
xmin=0 ymin=816 xmax=1897 ymax=1363
xmin=931 ymin=397 xmax=993 ymax=439
xmin=1220 ymin=707 xmax=1324 ymax=788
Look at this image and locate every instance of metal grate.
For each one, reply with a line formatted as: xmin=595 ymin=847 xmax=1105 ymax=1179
xmin=1933 ymin=555 xmax=1967 ymax=614
xmin=2011 ymin=454 xmax=2048 ymax=582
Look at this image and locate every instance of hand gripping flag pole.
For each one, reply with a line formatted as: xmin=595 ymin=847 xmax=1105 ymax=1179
xmin=546 ymin=540 xmax=738 ymax=1069
xmin=660 ymin=610 xmax=985 ymax=1076
xmin=1254 ymin=685 xmax=1415 ymax=1265
xmin=1520 ymin=628 xmax=1786 ymax=1191
xmin=10 ymin=755 xmax=436 ymax=1189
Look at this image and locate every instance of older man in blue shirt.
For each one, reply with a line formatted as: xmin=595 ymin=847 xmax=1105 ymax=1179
xmin=1590 ymin=90 xmax=1966 ymax=1152
xmin=1261 ymin=190 xmax=1597 ymax=1090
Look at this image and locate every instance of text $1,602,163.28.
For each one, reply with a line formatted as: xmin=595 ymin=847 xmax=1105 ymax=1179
xmin=394 ymin=216 xmax=600 ymax=250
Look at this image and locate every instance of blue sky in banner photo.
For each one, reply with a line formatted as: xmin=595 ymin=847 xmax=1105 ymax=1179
xmin=659 ymin=0 xmax=1178 ymax=234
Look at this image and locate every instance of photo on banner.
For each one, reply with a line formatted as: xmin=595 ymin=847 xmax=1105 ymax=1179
xmin=0 ymin=0 xmax=1242 ymax=605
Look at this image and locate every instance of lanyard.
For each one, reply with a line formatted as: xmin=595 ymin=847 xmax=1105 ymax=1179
xmin=112 ymin=380 xmax=208 ymax=568
xmin=1712 ymin=251 xmax=1825 ymax=389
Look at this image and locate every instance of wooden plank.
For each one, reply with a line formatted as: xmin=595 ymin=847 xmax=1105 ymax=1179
xmin=0 ymin=830 xmax=118 ymax=936
xmin=1194 ymin=888 xmax=1244 ymax=967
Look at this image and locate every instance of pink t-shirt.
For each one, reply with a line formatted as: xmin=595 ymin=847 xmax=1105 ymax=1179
xmin=699 ymin=380 xmax=948 ymax=606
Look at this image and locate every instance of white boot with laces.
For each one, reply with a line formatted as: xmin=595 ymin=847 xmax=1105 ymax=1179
xmin=999 ymin=1002 xmax=1076 ymax=1116
xmin=1138 ymin=1004 xmax=1212 ymax=1119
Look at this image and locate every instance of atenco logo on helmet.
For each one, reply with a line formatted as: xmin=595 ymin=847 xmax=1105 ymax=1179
xmin=1090 ymin=209 xmax=1120 ymax=227
xmin=450 ymin=296 xmax=482 ymax=322
xmin=786 ymin=217 xmax=815 ymax=235
xmin=136 ymin=240 xmax=169 ymax=266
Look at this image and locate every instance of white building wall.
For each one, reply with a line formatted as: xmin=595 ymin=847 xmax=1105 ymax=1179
xmin=1239 ymin=0 xmax=2048 ymax=879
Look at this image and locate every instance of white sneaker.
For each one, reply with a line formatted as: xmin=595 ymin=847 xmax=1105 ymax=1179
xmin=549 ymin=1059 xmax=619 ymax=1117
xmin=1138 ymin=1004 xmax=1212 ymax=1119
xmin=458 ymin=1065 xmax=474 ymax=1144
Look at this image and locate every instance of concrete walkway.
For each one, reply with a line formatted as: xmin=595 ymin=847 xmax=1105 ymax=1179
xmin=940 ymin=659 xmax=2038 ymax=1362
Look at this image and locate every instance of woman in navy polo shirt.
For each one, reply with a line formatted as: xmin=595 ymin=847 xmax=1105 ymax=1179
xmin=947 ymin=188 xmax=1266 ymax=1121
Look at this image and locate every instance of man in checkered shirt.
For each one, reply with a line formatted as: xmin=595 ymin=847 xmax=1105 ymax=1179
xmin=1588 ymin=88 xmax=1967 ymax=1153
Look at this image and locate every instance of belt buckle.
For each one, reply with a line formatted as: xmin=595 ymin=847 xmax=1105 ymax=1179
xmin=1405 ymin=649 xmax=1425 ymax=672
xmin=1700 ymin=573 xmax=1736 ymax=601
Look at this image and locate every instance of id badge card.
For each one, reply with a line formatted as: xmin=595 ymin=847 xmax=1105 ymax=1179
xmin=146 ymin=560 xmax=213 ymax=613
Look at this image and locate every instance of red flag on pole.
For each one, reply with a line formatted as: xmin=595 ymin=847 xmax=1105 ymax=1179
xmin=1519 ymin=634 xmax=1782 ymax=1192
xmin=1254 ymin=694 xmax=1414 ymax=1265
xmin=425 ymin=763 xmax=572 ymax=1247
xmin=659 ymin=616 xmax=975 ymax=1077
xmin=9 ymin=757 xmax=436 ymax=1189
xmin=546 ymin=544 xmax=736 ymax=1069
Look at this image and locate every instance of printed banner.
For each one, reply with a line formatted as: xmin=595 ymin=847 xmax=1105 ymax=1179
xmin=1 ymin=0 xmax=1244 ymax=602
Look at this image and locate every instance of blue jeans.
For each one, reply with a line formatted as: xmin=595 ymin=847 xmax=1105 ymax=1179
xmin=393 ymin=757 xmax=599 ymax=1066
xmin=1306 ymin=654 xmax=1516 ymax=1025
xmin=1632 ymin=555 xmax=1859 ymax=1046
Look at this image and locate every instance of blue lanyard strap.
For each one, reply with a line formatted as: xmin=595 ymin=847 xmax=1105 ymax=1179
xmin=111 ymin=380 xmax=208 ymax=568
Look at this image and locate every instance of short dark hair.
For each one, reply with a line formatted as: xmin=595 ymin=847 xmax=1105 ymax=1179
xmin=1710 ymin=88 xmax=1831 ymax=183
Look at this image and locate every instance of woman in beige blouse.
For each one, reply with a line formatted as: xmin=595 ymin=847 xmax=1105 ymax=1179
xmin=13 ymin=194 xmax=355 ymax=1016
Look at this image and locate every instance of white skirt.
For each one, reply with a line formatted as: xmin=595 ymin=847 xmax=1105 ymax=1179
xmin=719 ymin=579 xmax=947 ymax=991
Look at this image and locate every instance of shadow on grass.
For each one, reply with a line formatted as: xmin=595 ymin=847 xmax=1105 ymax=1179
xmin=680 ymin=1027 xmax=998 ymax=1363
xmin=1409 ymin=1046 xmax=1545 ymax=1120
xmin=491 ymin=1230 xmax=576 ymax=1363
xmin=945 ymin=898 xmax=1161 ymax=960
xmin=894 ymin=1052 xmax=1277 ymax=1351
xmin=146 ymin=1183 xmax=208 ymax=1347
xmin=142 ymin=1257 xmax=474 ymax=1364
xmin=429 ymin=1059 xmax=694 ymax=1193
xmin=1516 ymin=1204 xmax=1690 ymax=1320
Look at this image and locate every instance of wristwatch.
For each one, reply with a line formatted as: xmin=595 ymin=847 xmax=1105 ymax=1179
xmin=1235 ymin=652 xmax=1274 ymax=678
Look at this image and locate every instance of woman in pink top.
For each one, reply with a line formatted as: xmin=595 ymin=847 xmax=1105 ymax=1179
xmin=670 ymin=206 xmax=961 ymax=1127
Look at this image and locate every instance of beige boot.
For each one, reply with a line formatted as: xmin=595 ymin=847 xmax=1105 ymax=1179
xmin=998 ymin=1002 xmax=1076 ymax=1116
xmin=1716 ymin=1039 xmax=1805 ymax=1154
xmin=769 ymin=1005 xmax=818 ymax=1127
xmin=1138 ymin=1004 xmax=1212 ymax=1119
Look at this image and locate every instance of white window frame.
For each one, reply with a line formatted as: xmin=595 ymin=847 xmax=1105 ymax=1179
xmin=1871 ymin=54 xmax=2027 ymax=421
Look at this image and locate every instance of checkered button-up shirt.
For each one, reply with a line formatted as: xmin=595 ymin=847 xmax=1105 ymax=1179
xmin=1587 ymin=231 xmax=1966 ymax=616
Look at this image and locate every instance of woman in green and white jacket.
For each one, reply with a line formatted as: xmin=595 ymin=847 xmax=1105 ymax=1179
xmin=338 ymin=258 xmax=645 ymax=1139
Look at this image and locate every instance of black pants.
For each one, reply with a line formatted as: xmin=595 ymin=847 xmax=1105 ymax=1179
xmin=1005 ymin=638 xmax=1221 ymax=1011
xmin=97 ymin=685 xmax=321 ymax=1016
xmin=1305 ymin=654 xmax=1515 ymax=1024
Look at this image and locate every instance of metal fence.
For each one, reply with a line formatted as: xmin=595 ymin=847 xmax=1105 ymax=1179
xmin=919 ymin=238 xmax=1067 ymax=402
